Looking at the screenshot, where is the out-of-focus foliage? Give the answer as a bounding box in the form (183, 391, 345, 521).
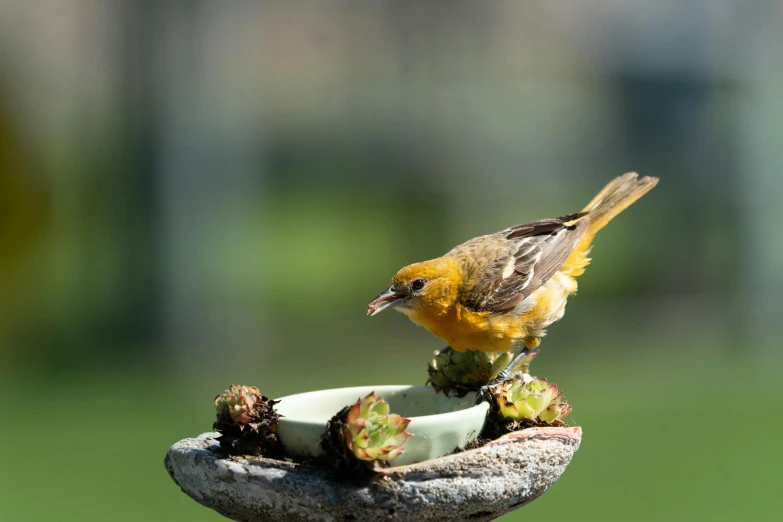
(0, 105, 49, 352)
(0, 1, 781, 521)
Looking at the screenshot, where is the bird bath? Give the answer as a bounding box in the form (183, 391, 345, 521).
(165, 384, 581, 522)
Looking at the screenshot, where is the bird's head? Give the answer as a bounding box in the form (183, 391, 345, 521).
(367, 257, 462, 317)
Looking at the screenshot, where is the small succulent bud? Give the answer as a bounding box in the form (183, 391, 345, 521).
(343, 392, 411, 462)
(213, 385, 283, 458)
(214, 385, 266, 423)
(493, 376, 571, 425)
(427, 347, 518, 396)
(322, 392, 411, 476)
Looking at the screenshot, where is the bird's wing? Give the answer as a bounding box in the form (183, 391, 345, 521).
(453, 213, 588, 312)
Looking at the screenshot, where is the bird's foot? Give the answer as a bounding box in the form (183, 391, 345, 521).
(475, 348, 533, 405)
(475, 369, 534, 405)
(475, 384, 493, 405)
(476, 368, 509, 404)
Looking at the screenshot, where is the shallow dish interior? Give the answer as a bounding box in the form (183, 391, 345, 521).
(275, 385, 478, 422)
(275, 385, 488, 466)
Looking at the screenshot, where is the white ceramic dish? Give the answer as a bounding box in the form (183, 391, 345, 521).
(275, 385, 489, 466)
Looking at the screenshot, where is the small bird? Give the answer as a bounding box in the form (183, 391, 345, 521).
(367, 173, 658, 364)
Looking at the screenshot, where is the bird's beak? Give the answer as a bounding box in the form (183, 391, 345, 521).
(367, 286, 406, 316)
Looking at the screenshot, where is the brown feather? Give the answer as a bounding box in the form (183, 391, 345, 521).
(451, 214, 588, 312)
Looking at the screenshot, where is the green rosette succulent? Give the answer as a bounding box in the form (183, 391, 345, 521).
(213, 385, 283, 457)
(427, 347, 540, 396)
(322, 392, 411, 476)
(427, 347, 515, 396)
(343, 392, 411, 462)
(493, 376, 571, 426)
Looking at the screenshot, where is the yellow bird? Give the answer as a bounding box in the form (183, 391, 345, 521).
(367, 173, 658, 365)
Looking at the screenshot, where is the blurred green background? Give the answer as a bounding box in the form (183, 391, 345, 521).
(1, 2, 782, 521)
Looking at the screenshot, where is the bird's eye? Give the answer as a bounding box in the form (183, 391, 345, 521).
(411, 278, 426, 292)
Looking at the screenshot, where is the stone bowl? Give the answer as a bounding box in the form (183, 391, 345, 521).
(165, 426, 582, 522)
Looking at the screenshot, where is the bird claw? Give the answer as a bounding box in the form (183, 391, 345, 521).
(475, 385, 493, 405)
(475, 368, 533, 405)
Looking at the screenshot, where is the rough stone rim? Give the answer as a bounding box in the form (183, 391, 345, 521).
(379, 425, 581, 474)
(165, 426, 582, 522)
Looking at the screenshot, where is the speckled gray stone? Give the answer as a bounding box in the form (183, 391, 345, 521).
(165, 426, 581, 522)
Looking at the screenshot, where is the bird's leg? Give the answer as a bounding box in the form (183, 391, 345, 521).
(494, 347, 531, 383)
(476, 347, 531, 404)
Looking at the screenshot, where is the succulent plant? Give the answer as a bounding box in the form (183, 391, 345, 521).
(343, 392, 411, 462)
(213, 385, 283, 457)
(427, 347, 517, 396)
(214, 385, 266, 423)
(491, 375, 571, 427)
(322, 392, 411, 476)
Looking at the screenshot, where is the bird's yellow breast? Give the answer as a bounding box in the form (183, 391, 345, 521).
(401, 269, 578, 352)
(403, 302, 526, 352)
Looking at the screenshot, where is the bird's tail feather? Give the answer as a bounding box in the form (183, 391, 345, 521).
(561, 172, 657, 278)
(582, 172, 658, 235)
